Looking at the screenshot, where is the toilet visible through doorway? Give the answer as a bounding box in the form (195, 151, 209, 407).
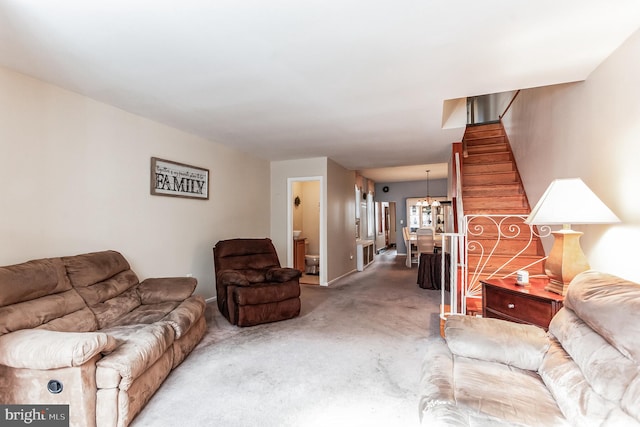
(304, 254, 320, 275)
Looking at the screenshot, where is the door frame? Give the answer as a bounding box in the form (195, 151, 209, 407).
(287, 176, 326, 286)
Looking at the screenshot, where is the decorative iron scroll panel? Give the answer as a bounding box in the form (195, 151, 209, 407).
(461, 214, 551, 313)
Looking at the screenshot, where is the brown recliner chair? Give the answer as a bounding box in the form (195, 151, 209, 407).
(213, 238, 302, 326)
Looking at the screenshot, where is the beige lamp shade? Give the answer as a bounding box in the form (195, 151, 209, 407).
(525, 178, 620, 226)
(524, 178, 620, 295)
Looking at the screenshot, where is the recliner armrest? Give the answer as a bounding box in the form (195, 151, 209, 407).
(138, 277, 198, 304)
(445, 315, 550, 371)
(217, 270, 250, 286)
(0, 329, 118, 369)
(266, 267, 301, 283)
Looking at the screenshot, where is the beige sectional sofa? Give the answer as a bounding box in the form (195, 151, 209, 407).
(0, 250, 207, 427)
(419, 271, 640, 426)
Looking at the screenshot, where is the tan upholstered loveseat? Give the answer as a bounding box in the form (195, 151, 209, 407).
(0, 250, 207, 427)
(419, 271, 640, 426)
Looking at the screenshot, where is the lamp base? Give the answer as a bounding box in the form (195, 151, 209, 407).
(543, 228, 590, 296)
(544, 279, 571, 296)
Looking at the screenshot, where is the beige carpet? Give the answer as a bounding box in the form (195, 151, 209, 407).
(133, 251, 441, 427)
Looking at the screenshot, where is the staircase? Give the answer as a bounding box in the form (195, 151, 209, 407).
(460, 122, 546, 315)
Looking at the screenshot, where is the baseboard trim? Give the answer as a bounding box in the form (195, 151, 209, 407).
(326, 268, 358, 286)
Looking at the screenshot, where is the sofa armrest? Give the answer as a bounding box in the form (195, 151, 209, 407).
(266, 267, 301, 283)
(420, 403, 470, 427)
(162, 295, 206, 339)
(138, 277, 197, 304)
(0, 329, 117, 369)
(419, 336, 455, 408)
(444, 315, 550, 371)
(419, 336, 470, 426)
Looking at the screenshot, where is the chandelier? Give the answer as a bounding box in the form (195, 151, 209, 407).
(416, 170, 440, 207)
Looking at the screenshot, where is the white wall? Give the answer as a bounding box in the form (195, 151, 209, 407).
(503, 28, 640, 282)
(0, 67, 271, 299)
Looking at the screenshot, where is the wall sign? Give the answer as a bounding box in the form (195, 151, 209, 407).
(150, 157, 209, 200)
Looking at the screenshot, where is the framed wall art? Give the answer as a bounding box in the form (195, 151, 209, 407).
(150, 157, 209, 200)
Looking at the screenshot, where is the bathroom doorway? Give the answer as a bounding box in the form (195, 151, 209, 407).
(288, 177, 325, 286)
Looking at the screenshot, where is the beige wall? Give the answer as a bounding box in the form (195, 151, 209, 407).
(374, 202, 388, 250)
(327, 158, 357, 281)
(503, 28, 640, 282)
(291, 180, 320, 254)
(292, 181, 303, 231)
(270, 157, 326, 273)
(0, 67, 271, 299)
(270, 157, 356, 285)
(301, 181, 321, 255)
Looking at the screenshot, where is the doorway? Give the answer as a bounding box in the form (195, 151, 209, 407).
(386, 202, 397, 248)
(374, 201, 397, 253)
(287, 177, 325, 286)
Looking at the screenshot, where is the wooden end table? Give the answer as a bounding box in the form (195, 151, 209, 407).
(481, 277, 564, 330)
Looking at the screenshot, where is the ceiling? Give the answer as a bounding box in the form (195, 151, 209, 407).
(1, 1, 639, 182)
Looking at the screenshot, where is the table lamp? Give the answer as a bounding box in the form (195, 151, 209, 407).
(524, 178, 620, 295)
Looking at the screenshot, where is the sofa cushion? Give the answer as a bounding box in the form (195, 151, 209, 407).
(137, 277, 197, 304)
(565, 271, 640, 363)
(73, 269, 140, 308)
(539, 338, 618, 426)
(451, 355, 566, 426)
(36, 307, 99, 333)
(0, 257, 71, 306)
(90, 286, 142, 330)
(100, 296, 205, 339)
(445, 315, 549, 371)
(63, 251, 143, 329)
(107, 301, 180, 328)
(63, 250, 131, 288)
(0, 290, 92, 334)
(549, 307, 636, 401)
(97, 323, 175, 390)
(0, 257, 94, 335)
